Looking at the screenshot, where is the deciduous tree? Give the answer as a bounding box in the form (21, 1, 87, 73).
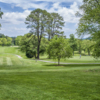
(69, 34, 77, 55)
(47, 36, 73, 65)
(25, 9, 49, 59)
(76, 0, 100, 58)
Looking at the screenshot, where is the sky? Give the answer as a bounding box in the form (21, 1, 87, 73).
(0, 0, 83, 38)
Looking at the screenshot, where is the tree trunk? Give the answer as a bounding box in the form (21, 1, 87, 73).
(35, 53, 36, 59)
(58, 58, 60, 65)
(37, 20, 40, 59)
(84, 49, 85, 53)
(79, 47, 81, 54)
(79, 43, 81, 54)
(73, 50, 74, 56)
(88, 49, 90, 56)
(37, 41, 40, 59)
(48, 34, 51, 59)
(48, 53, 51, 59)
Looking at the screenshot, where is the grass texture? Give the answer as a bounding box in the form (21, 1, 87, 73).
(0, 46, 100, 100)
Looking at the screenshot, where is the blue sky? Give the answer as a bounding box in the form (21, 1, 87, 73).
(0, 0, 82, 38)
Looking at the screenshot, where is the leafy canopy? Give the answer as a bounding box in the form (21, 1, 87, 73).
(76, 0, 100, 58)
(47, 36, 73, 65)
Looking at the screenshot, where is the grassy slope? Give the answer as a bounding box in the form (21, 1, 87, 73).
(0, 46, 100, 63)
(0, 46, 100, 100)
(0, 46, 26, 58)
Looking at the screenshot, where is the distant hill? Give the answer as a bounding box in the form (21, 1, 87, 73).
(82, 37, 92, 40)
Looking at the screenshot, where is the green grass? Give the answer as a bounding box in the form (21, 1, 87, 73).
(0, 46, 26, 58)
(0, 46, 100, 100)
(0, 67, 100, 100)
(0, 46, 100, 63)
(40, 51, 100, 63)
(41, 56, 100, 63)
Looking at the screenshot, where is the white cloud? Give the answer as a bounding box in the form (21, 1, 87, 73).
(0, 0, 82, 9)
(47, 2, 80, 23)
(16, 2, 48, 10)
(1, 1, 80, 24)
(1, 25, 30, 37)
(1, 10, 31, 25)
(0, 10, 31, 36)
(0, 0, 82, 37)
(0, 0, 82, 3)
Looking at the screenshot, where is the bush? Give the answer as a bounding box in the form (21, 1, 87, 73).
(26, 50, 36, 58)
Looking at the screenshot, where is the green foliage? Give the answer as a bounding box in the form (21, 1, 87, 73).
(0, 33, 5, 38)
(6, 37, 12, 46)
(20, 33, 48, 58)
(0, 37, 12, 46)
(25, 9, 49, 59)
(76, 39, 82, 54)
(0, 8, 3, 29)
(69, 34, 77, 55)
(20, 33, 37, 58)
(40, 38, 49, 55)
(92, 40, 100, 58)
(81, 40, 95, 55)
(2, 38, 7, 46)
(46, 13, 65, 40)
(47, 36, 73, 65)
(26, 50, 35, 58)
(25, 8, 65, 59)
(15, 36, 22, 45)
(0, 34, 12, 46)
(11, 37, 16, 45)
(76, 0, 100, 58)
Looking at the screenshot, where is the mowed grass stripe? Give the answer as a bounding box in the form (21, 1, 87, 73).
(0, 58, 3, 65)
(6, 57, 13, 65)
(11, 56, 23, 66)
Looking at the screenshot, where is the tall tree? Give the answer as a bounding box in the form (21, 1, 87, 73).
(20, 33, 48, 58)
(20, 33, 37, 58)
(0, 8, 3, 28)
(46, 13, 65, 40)
(69, 34, 77, 55)
(25, 9, 49, 59)
(46, 12, 65, 58)
(76, 0, 100, 58)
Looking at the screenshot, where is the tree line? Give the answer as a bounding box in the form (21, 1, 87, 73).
(15, 33, 96, 64)
(25, 8, 65, 59)
(1, 0, 100, 64)
(0, 33, 12, 46)
(76, 0, 100, 58)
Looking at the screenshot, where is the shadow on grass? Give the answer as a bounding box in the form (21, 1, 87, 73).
(43, 64, 100, 67)
(32, 58, 51, 60)
(40, 58, 50, 60)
